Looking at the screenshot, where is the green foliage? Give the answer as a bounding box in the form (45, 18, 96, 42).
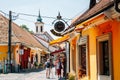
(20, 24, 34, 34)
(68, 73, 76, 80)
(39, 63, 43, 67)
(34, 62, 38, 67)
(20, 24, 29, 31)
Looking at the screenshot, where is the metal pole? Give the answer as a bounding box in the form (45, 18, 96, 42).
(8, 11, 12, 73)
(65, 41, 70, 79)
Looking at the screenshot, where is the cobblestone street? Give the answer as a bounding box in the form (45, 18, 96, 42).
(0, 68, 59, 80)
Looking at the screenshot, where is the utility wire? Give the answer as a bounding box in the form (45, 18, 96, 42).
(0, 10, 72, 25)
(18, 17, 35, 23)
(17, 17, 53, 26)
(13, 12, 72, 20)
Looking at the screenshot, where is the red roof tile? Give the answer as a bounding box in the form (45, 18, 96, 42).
(0, 14, 46, 49)
(67, 0, 114, 30)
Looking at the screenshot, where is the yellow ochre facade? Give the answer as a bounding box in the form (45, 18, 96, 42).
(70, 7, 120, 80)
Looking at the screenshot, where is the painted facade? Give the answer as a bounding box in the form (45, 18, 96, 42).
(49, 0, 120, 80)
(0, 13, 46, 72)
(65, 0, 120, 80)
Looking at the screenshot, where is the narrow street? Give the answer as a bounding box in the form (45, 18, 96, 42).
(0, 68, 59, 80)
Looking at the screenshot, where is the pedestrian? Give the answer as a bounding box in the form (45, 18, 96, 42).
(56, 59, 62, 78)
(50, 59, 54, 78)
(44, 59, 51, 79)
(54, 59, 58, 75)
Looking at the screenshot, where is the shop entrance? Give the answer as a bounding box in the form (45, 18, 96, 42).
(97, 33, 112, 80)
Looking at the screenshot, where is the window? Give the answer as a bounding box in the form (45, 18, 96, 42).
(79, 44, 86, 74)
(78, 36, 89, 76)
(99, 41, 109, 75)
(36, 26, 38, 32)
(97, 33, 112, 80)
(41, 26, 43, 32)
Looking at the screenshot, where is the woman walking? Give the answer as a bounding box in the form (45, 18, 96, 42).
(56, 59, 62, 78)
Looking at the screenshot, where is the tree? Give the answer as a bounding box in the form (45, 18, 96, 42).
(20, 24, 34, 34)
(20, 24, 29, 31)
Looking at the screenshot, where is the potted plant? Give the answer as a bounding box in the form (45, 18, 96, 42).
(68, 72, 76, 80)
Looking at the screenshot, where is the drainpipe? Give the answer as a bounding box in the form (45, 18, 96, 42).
(65, 41, 70, 79)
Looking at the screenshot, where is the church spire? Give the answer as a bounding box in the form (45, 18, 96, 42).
(37, 10, 42, 22)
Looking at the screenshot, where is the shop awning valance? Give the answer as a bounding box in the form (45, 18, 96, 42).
(50, 48, 65, 55)
(49, 34, 70, 45)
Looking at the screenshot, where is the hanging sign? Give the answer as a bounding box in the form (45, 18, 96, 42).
(50, 12, 69, 36)
(50, 29, 62, 36)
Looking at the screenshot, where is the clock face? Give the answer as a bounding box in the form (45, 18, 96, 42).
(54, 21, 65, 32)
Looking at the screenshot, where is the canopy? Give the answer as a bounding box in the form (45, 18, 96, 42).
(50, 48, 65, 55)
(49, 34, 70, 45)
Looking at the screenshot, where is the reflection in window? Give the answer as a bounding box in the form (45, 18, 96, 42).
(79, 44, 86, 75)
(100, 41, 110, 75)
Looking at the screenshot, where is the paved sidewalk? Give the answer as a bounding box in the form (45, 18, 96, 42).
(0, 68, 59, 80)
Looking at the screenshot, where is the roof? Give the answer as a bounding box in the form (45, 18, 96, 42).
(34, 31, 54, 42)
(37, 10, 43, 22)
(0, 14, 46, 49)
(65, 0, 114, 32)
(34, 35, 57, 52)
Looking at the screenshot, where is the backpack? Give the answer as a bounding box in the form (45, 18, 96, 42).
(46, 62, 50, 68)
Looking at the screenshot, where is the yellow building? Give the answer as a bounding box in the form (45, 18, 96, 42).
(0, 13, 46, 72)
(62, 0, 120, 80)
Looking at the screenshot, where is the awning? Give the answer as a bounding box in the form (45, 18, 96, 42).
(50, 48, 65, 55)
(49, 34, 70, 45)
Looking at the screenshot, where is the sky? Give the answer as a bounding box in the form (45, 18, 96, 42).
(0, 0, 90, 39)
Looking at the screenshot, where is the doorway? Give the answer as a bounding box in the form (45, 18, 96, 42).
(97, 33, 112, 80)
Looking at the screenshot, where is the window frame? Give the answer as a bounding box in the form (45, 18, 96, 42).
(78, 35, 89, 76)
(96, 33, 113, 80)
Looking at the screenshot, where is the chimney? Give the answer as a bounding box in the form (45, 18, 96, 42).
(89, 0, 96, 9)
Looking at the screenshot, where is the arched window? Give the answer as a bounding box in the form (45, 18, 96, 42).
(41, 26, 43, 32)
(36, 26, 38, 32)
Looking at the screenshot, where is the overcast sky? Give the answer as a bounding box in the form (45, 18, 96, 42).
(0, 0, 90, 39)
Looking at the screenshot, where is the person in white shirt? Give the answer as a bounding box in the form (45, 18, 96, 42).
(45, 59, 51, 79)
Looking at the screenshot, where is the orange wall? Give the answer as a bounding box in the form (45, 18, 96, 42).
(111, 20, 120, 80)
(0, 46, 8, 61)
(0, 45, 19, 64)
(80, 19, 120, 80)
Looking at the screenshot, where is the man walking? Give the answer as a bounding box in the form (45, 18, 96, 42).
(45, 59, 51, 79)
